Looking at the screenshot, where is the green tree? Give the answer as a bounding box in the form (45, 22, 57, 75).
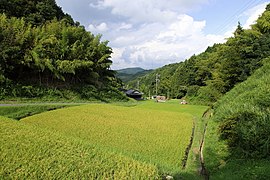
(0, 0, 74, 26)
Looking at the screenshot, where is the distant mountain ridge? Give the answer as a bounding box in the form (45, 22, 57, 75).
(117, 67, 145, 75)
(116, 67, 153, 83)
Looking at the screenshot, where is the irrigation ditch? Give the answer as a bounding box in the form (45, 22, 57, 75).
(181, 108, 212, 180)
(199, 108, 213, 180)
(182, 122, 195, 169)
(199, 122, 209, 180)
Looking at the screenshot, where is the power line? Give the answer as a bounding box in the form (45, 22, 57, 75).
(180, 1, 268, 60)
(214, 0, 266, 35)
(214, 0, 261, 34)
(214, 0, 258, 34)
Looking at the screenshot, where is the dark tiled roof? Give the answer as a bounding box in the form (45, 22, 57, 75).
(125, 89, 142, 95)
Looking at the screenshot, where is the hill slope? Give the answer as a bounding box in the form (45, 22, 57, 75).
(116, 67, 153, 83)
(204, 59, 270, 179)
(212, 58, 270, 157)
(127, 63, 181, 97)
(116, 67, 145, 74)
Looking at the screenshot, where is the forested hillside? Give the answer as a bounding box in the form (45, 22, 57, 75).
(128, 63, 181, 97)
(0, 0, 74, 26)
(116, 67, 153, 83)
(0, 0, 127, 101)
(128, 4, 270, 105)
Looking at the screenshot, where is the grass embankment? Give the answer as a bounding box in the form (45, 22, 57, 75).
(0, 104, 76, 120)
(204, 60, 270, 179)
(205, 120, 270, 180)
(0, 100, 207, 178)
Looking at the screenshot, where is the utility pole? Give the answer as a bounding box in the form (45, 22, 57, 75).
(137, 80, 140, 90)
(155, 73, 160, 96)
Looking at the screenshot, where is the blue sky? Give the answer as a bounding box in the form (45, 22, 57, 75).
(55, 0, 270, 70)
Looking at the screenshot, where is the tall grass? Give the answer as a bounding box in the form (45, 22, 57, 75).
(204, 59, 270, 179)
(213, 59, 270, 158)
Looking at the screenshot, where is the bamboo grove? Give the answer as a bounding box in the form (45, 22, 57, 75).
(0, 0, 124, 100)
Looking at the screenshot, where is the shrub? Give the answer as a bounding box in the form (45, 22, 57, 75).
(186, 85, 200, 97)
(0, 82, 129, 102)
(213, 59, 270, 158)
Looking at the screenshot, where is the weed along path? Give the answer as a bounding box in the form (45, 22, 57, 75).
(0, 100, 208, 179)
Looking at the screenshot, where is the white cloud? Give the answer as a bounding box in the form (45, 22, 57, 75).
(53, 0, 270, 71)
(243, 2, 269, 29)
(113, 36, 136, 46)
(85, 0, 222, 69)
(111, 47, 124, 61)
(88, 22, 109, 33)
(110, 14, 225, 70)
(117, 23, 133, 30)
(157, 15, 206, 40)
(89, 1, 106, 9)
(86, 1, 270, 70)
(93, 0, 209, 23)
(221, 2, 269, 39)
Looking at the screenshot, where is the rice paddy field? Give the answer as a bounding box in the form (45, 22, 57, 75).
(0, 100, 207, 179)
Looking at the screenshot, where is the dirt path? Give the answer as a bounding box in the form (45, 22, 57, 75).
(199, 123, 209, 180)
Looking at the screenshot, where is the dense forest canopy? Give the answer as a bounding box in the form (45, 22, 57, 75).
(0, 0, 127, 101)
(0, 0, 74, 25)
(127, 4, 270, 105)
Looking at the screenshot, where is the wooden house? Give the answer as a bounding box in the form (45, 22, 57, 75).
(125, 89, 143, 100)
